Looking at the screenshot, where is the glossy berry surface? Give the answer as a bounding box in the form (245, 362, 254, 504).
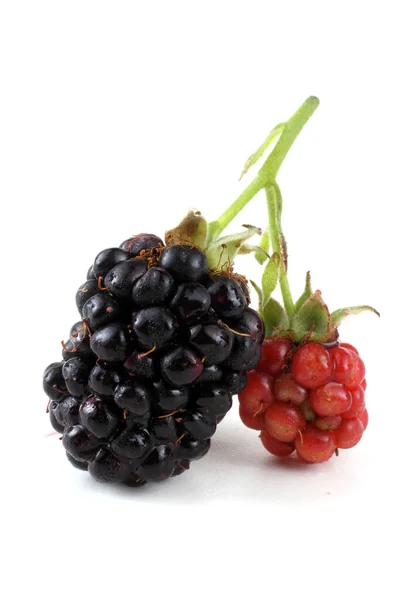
(335, 417, 364, 449)
(120, 233, 163, 255)
(260, 429, 295, 457)
(264, 403, 306, 443)
(291, 343, 333, 388)
(228, 307, 265, 343)
(90, 323, 133, 362)
(223, 371, 248, 394)
(158, 245, 208, 283)
(170, 283, 211, 320)
(43, 363, 67, 401)
(160, 346, 204, 386)
(93, 248, 131, 279)
(309, 382, 352, 416)
(132, 307, 178, 350)
(79, 396, 119, 439)
(76, 280, 100, 315)
(257, 337, 292, 376)
(239, 338, 368, 463)
(104, 259, 147, 300)
(62, 357, 94, 398)
(44, 236, 263, 486)
(238, 370, 274, 417)
(207, 276, 247, 319)
(132, 267, 174, 307)
(189, 320, 233, 365)
(82, 293, 121, 331)
(295, 425, 336, 463)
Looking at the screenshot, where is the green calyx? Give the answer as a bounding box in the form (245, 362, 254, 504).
(165, 212, 263, 272)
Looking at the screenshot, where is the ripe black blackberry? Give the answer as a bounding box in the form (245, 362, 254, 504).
(44, 182, 270, 485)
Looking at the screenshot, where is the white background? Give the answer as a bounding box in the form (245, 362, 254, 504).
(0, 2, 397, 599)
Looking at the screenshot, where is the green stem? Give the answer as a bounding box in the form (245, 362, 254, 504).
(208, 96, 319, 242)
(207, 175, 265, 242)
(266, 184, 295, 317)
(259, 96, 319, 181)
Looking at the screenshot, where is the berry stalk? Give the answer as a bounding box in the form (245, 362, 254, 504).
(265, 182, 295, 318)
(207, 96, 320, 243)
(167, 97, 320, 272)
(247, 99, 379, 342)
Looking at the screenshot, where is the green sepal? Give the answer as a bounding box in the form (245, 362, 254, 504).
(238, 244, 269, 260)
(165, 210, 208, 247)
(250, 280, 263, 306)
(239, 123, 284, 180)
(261, 297, 290, 337)
(205, 225, 261, 270)
(294, 271, 312, 313)
(331, 305, 380, 328)
(261, 253, 280, 310)
(255, 229, 270, 264)
(290, 291, 334, 343)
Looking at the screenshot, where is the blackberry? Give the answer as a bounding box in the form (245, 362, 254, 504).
(66, 452, 88, 471)
(86, 265, 95, 280)
(110, 426, 151, 460)
(43, 363, 67, 401)
(54, 396, 81, 428)
(93, 248, 131, 279)
(62, 356, 94, 398)
(189, 320, 233, 366)
(82, 293, 121, 331)
(76, 280, 100, 315)
(222, 333, 262, 371)
(132, 307, 178, 350)
(124, 350, 157, 380)
(62, 425, 101, 462)
(151, 415, 178, 442)
(132, 267, 175, 307)
(159, 245, 208, 283)
(170, 283, 211, 319)
(62, 321, 93, 360)
(153, 380, 189, 412)
(89, 448, 131, 483)
(223, 370, 248, 394)
(207, 276, 247, 319)
(176, 436, 211, 461)
(160, 346, 204, 386)
(49, 401, 64, 433)
(196, 364, 223, 384)
(194, 384, 233, 419)
(120, 234, 164, 255)
(228, 307, 265, 343)
(114, 381, 152, 415)
(136, 445, 175, 482)
(44, 219, 264, 487)
(104, 259, 147, 300)
(182, 411, 217, 440)
(90, 323, 133, 362)
(89, 363, 123, 399)
(79, 396, 119, 439)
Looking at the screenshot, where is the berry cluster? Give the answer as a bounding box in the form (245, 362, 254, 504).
(44, 234, 264, 485)
(239, 338, 368, 463)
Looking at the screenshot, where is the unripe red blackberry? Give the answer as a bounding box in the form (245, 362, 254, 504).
(235, 97, 378, 464)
